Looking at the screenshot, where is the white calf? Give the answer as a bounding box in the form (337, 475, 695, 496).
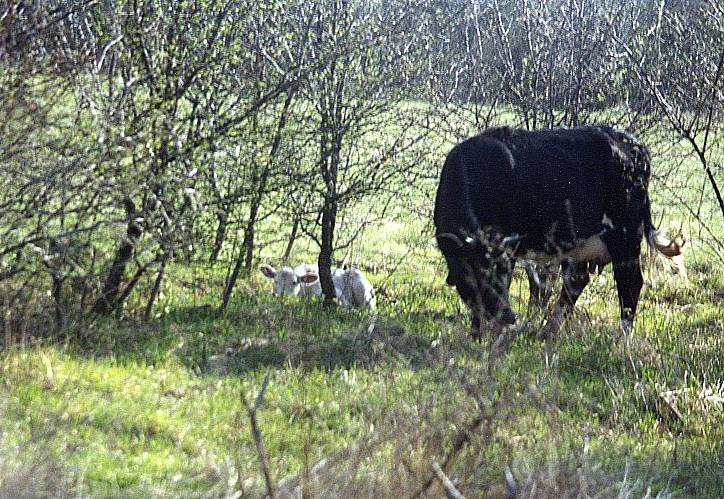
(332, 267, 376, 311)
(260, 264, 375, 310)
(259, 264, 321, 296)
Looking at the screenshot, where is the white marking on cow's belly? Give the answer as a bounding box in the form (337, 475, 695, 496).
(523, 235, 611, 264)
(566, 235, 611, 263)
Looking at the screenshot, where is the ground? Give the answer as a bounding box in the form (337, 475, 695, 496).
(1, 217, 723, 496)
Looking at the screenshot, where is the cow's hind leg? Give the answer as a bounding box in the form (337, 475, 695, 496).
(539, 260, 589, 340)
(612, 258, 643, 332)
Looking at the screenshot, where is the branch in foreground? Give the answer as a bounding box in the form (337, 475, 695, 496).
(412, 412, 485, 498)
(432, 461, 467, 499)
(241, 373, 277, 499)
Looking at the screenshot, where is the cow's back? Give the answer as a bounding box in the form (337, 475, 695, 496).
(435, 126, 633, 255)
(499, 127, 617, 246)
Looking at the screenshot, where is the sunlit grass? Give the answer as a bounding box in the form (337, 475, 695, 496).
(1, 253, 722, 495)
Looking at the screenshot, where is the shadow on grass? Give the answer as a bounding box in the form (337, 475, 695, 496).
(668, 437, 724, 496)
(158, 290, 476, 375)
(53, 290, 465, 375)
(200, 317, 432, 375)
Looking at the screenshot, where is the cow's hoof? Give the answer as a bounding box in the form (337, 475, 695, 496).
(538, 318, 561, 341)
(471, 326, 484, 342)
(490, 333, 508, 353)
(490, 331, 514, 354)
(620, 318, 633, 333)
(490, 321, 528, 354)
(498, 307, 517, 325)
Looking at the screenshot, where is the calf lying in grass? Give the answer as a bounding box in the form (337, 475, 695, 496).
(259, 264, 321, 296)
(332, 267, 377, 310)
(260, 264, 376, 310)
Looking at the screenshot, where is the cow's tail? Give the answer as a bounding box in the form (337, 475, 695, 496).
(643, 196, 686, 277)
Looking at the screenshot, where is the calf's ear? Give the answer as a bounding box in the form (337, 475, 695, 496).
(299, 273, 319, 284)
(260, 265, 277, 278)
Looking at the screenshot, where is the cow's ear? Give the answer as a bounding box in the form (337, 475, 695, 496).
(260, 265, 277, 278)
(299, 273, 319, 284)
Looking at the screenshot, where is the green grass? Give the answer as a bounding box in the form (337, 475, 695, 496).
(1, 252, 722, 496)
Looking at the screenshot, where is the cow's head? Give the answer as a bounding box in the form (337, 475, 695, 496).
(260, 264, 319, 296)
(437, 231, 518, 325)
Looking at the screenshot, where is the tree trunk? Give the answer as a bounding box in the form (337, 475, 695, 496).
(242, 231, 255, 275)
(220, 204, 258, 312)
(318, 196, 337, 306)
(144, 253, 168, 321)
(242, 207, 258, 274)
(282, 215, 299, 261)
(219, 89, 296, 311)
(92, 197, 142, 315)
(116, 260, 152, 311)
(220, 247, 244, 313)
(318, 127, 340, 305)
(209, 208, 228, 264)
(51, 273, 65, 331)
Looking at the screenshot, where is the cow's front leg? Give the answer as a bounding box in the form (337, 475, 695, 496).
(612, 257, 643, 332)
(470, 313, 483, 341)
(468, 297, 514, 343)
(539, 260, 589, 340)
(524, 262, 559, 311)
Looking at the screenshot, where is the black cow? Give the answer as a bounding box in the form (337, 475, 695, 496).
(434, 126, 683, 341)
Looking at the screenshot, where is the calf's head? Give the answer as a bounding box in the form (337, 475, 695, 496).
(260, 264, 319, 296)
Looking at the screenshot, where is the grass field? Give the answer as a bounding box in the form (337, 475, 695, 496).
(1, 134, 723, 497)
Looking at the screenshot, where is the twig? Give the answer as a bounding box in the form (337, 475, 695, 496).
(432, 462, 467, 499)
(241, 373, 277, 499)
(413, 412, 486, 498)
(277, 443, 360, 496)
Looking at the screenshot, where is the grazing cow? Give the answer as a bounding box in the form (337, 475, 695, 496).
(260, 264, 376, 310)
(433, 126, 684, 341)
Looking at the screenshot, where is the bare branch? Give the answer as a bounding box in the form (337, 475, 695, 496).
(431, 462, 467, 499)
(241, 373, 277, 499)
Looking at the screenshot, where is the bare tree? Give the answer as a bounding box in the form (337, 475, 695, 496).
(1, 0, 111, 332)
(78, 0, 303, 316)
(610, 0, 723, 220)
(485, 0, 639, 130)
(3, 0, 722, 334)
(293, 0, 435, 304)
